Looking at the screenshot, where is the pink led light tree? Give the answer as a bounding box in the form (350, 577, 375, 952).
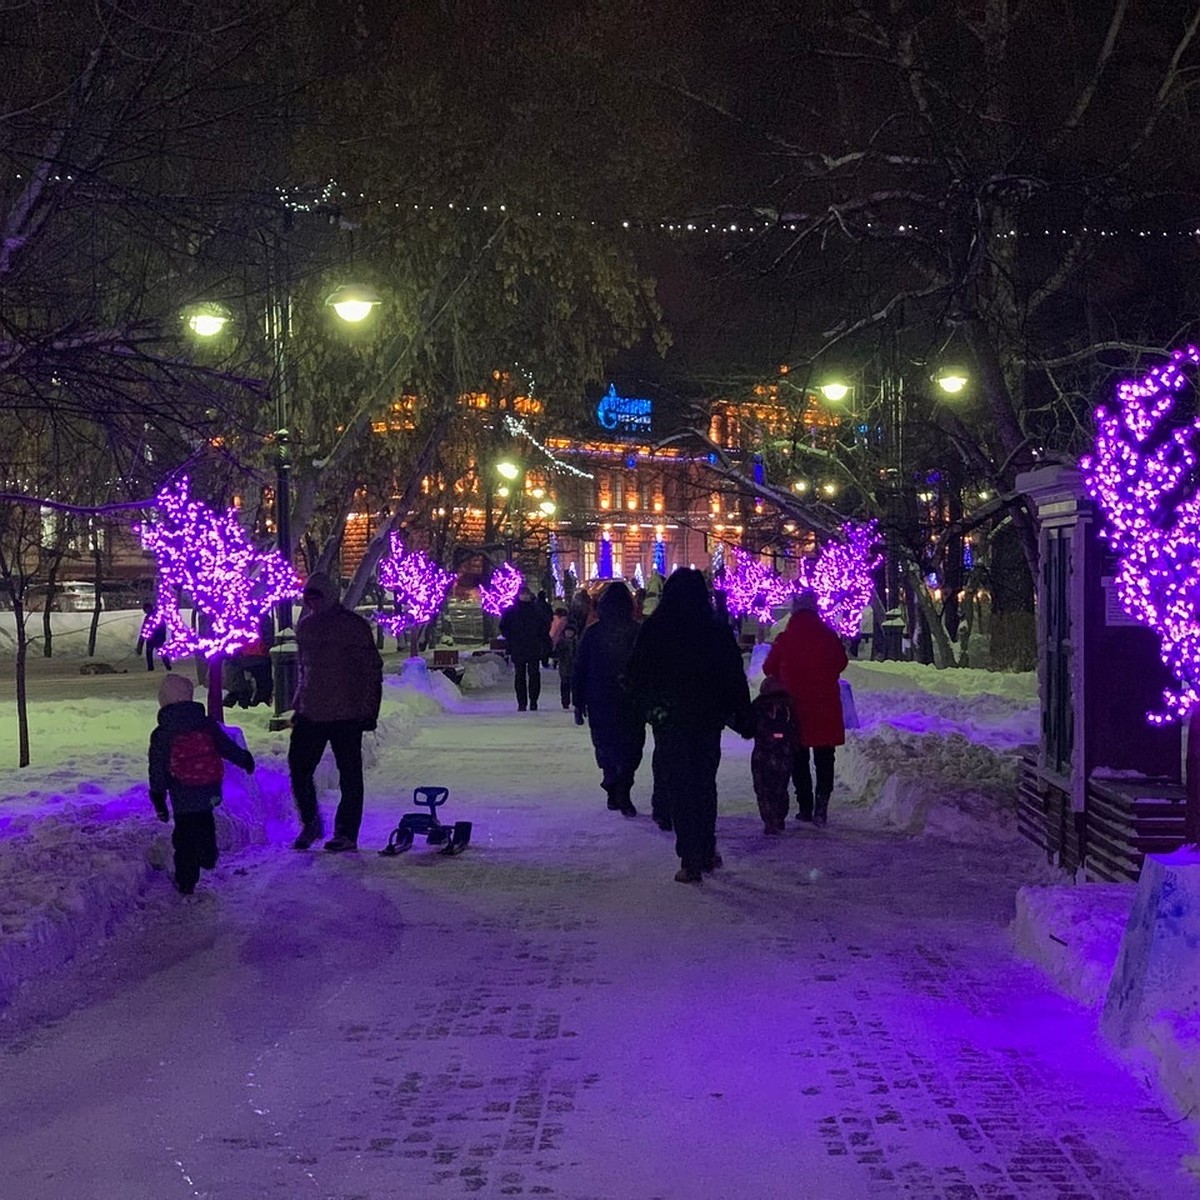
(720, 548, 791, 624)
(479, 562, 523, 618)
(137, 477, 302, 718)
(1081, 344, 1200, 725)
(795, 521, 882, 639)
(373, 533, 456, 654)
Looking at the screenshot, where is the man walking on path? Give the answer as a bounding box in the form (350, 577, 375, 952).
(763, 589, 848, 826)
(288, 572, 383, 852)
(500, 585, 551, 711)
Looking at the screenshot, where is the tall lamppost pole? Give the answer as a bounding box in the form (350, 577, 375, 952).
(186, 267, 380, 729)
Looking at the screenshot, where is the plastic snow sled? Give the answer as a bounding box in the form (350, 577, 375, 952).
(379, 786, 472, 857)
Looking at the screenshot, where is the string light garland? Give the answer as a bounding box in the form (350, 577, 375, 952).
(502, 415, 594, 479)
(136, 477, 302, 661)
(1081, 345, 1200, 723)
(479, 561, 524, 617)
(276, 181, 1200, 241)
(373, 533, 456, 638)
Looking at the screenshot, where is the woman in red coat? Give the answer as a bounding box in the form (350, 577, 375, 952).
(762, 590, 848, 826)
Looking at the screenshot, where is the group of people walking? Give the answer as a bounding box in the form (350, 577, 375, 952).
(514, 568, 849, 884)
(148, 565, 848, 895)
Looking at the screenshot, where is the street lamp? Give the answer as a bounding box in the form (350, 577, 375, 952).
(934, 368, 969, 396)
(186, 282, 380, 728)
(496, 460, 521, 481)
(818, 380, 851, 403)
(324, 284, 382, 324)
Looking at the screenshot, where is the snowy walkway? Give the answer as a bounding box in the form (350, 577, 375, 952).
(1, 685, 1197, 1199)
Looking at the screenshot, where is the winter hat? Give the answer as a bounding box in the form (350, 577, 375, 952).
(158, 673, 195, 707)
(792, 589, 820, 613)
(760, 675, 789, 696)
(597, 581, 634, 620)
(302, 571, 340, 604)
(517, 586, 535, 602)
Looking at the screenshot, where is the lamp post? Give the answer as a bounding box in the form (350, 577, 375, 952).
(186, 273, 379, 729)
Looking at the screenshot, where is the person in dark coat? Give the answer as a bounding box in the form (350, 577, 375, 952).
(136, 602, 171, 672)
(499, 586, 551, 711)
(149, 673, 255, 895)
(536, 590, 555, 666)
(763, 589, 848, 826)
(289, 572, 383, 852)
(573, 582, 644, 817)
(750, 676, 801, 835)
(554, 621, 580, 709)
(626, 568, 752, 883)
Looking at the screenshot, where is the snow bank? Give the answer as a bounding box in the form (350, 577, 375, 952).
(0, 682, 441, 1009)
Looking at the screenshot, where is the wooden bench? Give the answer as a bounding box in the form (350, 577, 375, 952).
(432, 649, 460, 667)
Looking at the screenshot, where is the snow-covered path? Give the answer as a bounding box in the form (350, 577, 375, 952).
(1, 686, 1197, 1199)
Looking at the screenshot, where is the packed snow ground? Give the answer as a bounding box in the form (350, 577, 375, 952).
(2, 631, 1198, 1198)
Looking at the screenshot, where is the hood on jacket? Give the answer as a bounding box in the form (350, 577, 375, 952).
(302, 571, 340, 605)
(759, 675, 789, 697)
(156, 699, 209, 731)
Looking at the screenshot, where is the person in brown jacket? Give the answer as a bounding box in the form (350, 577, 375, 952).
(762, 589, 848, 827)
(288, 572, 383, 852)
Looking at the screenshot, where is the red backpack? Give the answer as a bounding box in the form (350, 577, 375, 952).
(169, 729, 224, 787)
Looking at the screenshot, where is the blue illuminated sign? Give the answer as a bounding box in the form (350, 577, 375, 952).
(596, 383, 651, 433)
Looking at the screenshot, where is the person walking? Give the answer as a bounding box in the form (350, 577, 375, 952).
(554, 618, 580, 710)
(136, 602, 171, 672)
(288, 572, 383, 852)
(536, 590, 555, 666)
(499, 585, 551, 711)
(749, 676, 801, 835)
(573, 582, 644, 817)
(627, 568, 752, 883)
(148, 673, 255, 895)
(763, 589, 848, 827)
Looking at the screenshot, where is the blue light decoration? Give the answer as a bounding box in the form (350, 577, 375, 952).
(549, 531, 563, 595)
(654, 539, 667, 576)
(752, 455, 765, 485)
(963, 541, 974, 570)
(597, 536, 614, 579)
(596, 383, 652, 433)
(633, 563, 645, 588)
(711, 541, 725, 576)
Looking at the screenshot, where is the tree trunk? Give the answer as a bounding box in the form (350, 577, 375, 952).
(15, 597, 30, 767)
(206, 653, 225, 723)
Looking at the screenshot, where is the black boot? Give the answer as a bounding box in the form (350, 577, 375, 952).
(813, 790, 830, 827)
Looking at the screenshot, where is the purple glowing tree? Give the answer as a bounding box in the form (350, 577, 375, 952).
(1081, 345, 1200, 723)
(479, 561, 523, 618)
(137, 476, 302, 715)
(374, 533, 456, 650)
(720, 548, 791, 624)
(795, 520, 882, 639)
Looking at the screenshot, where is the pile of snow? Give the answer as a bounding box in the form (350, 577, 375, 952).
(0, 672, 460, 1009)
(460, 653, 506, 690)
(1011, 882, 1135, 1008)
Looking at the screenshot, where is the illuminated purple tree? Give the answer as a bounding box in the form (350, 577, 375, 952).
(374, 533, 456, 642)
(1081, 345, 1200, 723)
(137, 477, 301, 662)
(795, 520, 882, 639)
(721, 548, 791, 623)
(480, 561, 523, 618)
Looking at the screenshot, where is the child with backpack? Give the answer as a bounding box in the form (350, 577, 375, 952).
(751, 676, 801, 835)
(148, 673, 255, 895)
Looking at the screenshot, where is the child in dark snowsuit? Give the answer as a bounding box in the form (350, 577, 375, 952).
(555, 622, 580, 709)
(148, 673, 255, 895)
(751, 676, 801, 835)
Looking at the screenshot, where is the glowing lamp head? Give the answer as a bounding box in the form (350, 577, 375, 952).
(184, 303, 231, 338)
(496, 461, 521, 481)
(325, 284, 381, 323)
(819, 382, 850, 403)
(935, 371, 969, 396)
(538, 500, 557, 516)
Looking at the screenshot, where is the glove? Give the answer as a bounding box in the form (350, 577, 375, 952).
(574, 709, 585, 726)
(361, 717, 378, 733)
(152, 796, 170, 823)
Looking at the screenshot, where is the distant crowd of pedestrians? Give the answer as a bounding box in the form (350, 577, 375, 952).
(501, 568, 849, 884)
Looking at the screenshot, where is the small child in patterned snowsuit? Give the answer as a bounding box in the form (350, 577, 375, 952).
(751, 676, 801, 835)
